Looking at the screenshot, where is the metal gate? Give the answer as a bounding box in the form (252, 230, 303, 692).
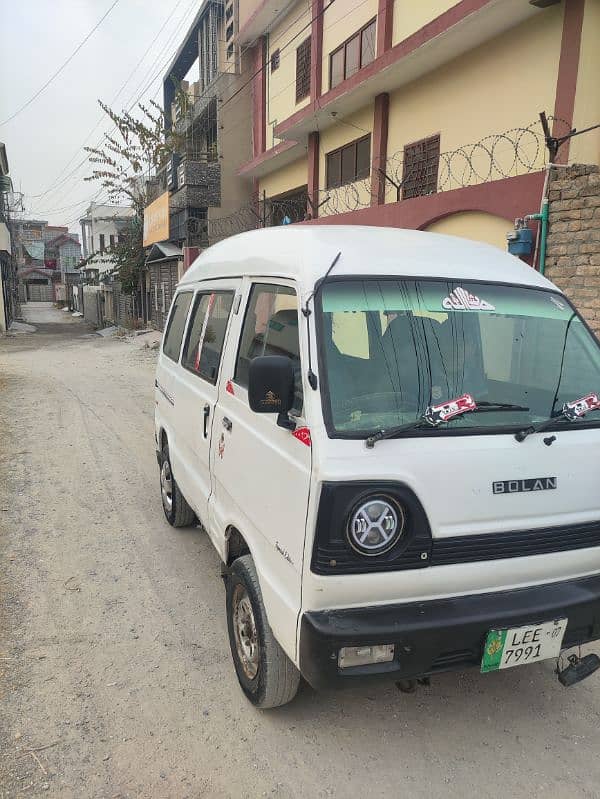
(26, 283, 54, 302)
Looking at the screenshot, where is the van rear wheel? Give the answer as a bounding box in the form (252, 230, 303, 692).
(159, 443, 196, 528)
(226, 555, 300, 708)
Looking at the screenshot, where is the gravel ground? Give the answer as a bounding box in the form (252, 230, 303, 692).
(1, 306, 600, 799)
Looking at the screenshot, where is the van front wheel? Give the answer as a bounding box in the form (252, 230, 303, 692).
(226, 555, 300, 708)
(159, 444, 196, 528)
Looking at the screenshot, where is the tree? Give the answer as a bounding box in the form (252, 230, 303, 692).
(83, 100, 181, 291)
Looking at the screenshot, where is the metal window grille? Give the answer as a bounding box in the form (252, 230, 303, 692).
(295, 38, 311, 102)
(271, 49, 280, 72)
(402, 135, 441, 199)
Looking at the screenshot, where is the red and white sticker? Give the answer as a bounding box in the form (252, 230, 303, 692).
(564, 393, 600, 419)
(425, 393, 477, 426)
(292, 426, 312, 447)
(442, 287, 495, 312)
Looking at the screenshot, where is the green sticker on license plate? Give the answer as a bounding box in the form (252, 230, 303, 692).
(481, 618, 568, 673)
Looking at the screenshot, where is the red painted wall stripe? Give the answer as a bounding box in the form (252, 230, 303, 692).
(302, 172, 545, 233)
(311, 0, 324, 99)
(307, 132, 320, 219)
(252, 38, 267, 157)
(371, 92, 390, 206)
(377, 0, 393, 56)
(552, 0, 585, 163)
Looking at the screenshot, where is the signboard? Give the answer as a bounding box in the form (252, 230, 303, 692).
(143, 191, 170, 247)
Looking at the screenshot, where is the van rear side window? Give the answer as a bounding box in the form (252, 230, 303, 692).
(163, 292, 193, 362)
(182, 291, 234, 384)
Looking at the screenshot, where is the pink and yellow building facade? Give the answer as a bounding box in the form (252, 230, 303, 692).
(234, 0, 600, 249)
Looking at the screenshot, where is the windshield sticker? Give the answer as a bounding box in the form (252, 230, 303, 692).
(425, 393, 477, 426)
(563, 393, 600, 420)
(550, 296, 567, 311)
(442, 287, 496, 312)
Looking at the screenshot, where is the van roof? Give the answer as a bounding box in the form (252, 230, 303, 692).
(180, 226, 557, 294)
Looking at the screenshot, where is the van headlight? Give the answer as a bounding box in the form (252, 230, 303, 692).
(347, 495, 405, 556)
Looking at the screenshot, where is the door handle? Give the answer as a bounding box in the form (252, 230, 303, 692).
(203, 403, 210, 438)
(222, 416, 233, 432)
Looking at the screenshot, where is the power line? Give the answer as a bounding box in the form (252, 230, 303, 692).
(0, 0, 121, 127)
(27, 0, 188, 203)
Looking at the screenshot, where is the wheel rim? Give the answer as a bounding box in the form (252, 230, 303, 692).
(232, 584, 260, 680)
(160, 459, 173, 512)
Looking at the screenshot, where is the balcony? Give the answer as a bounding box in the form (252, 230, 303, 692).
(274, 0, 540, 143)
(169, 158, 221, 211)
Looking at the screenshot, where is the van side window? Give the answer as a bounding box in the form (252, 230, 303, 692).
(235, 283, 303, 413)
(182, 291, 234, 384)
(163, 292, 193, 362)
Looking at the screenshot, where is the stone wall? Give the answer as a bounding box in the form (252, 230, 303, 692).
(545, 164, 600, 334)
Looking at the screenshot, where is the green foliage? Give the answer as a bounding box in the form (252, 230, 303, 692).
(84, 99, 182, 291)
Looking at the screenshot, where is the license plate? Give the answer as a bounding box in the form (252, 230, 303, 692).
(481, 618, 568, 673)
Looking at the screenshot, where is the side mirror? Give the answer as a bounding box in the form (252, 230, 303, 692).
(248, 355, 294, 416)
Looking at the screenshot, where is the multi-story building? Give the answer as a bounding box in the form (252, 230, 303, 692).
(79, 202, 135, 279)
(235, 0, 599, 249)
(159, 0, 254, 250)
(45, 232, 82, 276)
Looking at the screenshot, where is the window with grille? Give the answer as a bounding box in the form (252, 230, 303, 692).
(271, 48, 280, 72)
(295, 37, 311, 102)
(329, 19, 376, 89)
(326, 135, 371, 189)
(402, 135, 440, 199)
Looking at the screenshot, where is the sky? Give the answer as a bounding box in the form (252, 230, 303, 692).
(0, 0, 202, 233)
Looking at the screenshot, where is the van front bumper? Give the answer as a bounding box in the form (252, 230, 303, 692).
(299, 574, 600, 689)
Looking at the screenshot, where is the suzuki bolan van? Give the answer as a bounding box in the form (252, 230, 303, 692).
(155, 226, 600, 708)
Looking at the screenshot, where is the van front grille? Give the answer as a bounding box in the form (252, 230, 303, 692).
(431, 520, 600, 566)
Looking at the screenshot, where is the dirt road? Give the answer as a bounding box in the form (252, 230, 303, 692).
(1, 306, 600, 799)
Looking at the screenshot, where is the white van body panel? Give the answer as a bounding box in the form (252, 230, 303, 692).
(208, 278, 311, 659)
(156, 226, 600, 675)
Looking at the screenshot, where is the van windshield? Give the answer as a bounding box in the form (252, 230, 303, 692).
(319, 279, 600, 437)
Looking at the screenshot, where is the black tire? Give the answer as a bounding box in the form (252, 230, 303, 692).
(159, 443, 196, 528)
(226, 555, 300, 709)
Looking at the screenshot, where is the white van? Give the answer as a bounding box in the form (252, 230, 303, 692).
(154, 225, 600, 707)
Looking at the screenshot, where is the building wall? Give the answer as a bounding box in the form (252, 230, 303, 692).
(321, 0, 378, 95)
(58, 240, 81, 273)
(391, 0, 456, 46)
(425, 211, 511, 251)
(266, 1, 312, 150)
(545, 164, 600, 335)
(318, 105, 374, 217)
(84, 204, 133, 276)
(259, 155, 308, 199)
(386, 6, 563, 203)
(209, 48, 254, 226)
(571, 0, 600, 165)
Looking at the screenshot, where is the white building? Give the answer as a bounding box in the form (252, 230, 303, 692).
(79, 202, 135, 278)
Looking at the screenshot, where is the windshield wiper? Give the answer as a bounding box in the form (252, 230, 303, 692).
(366, 396, 530, 448)
(366, 417, 434, 448)
(515, 392, 600, 442)
(475, 401, 530, 412)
